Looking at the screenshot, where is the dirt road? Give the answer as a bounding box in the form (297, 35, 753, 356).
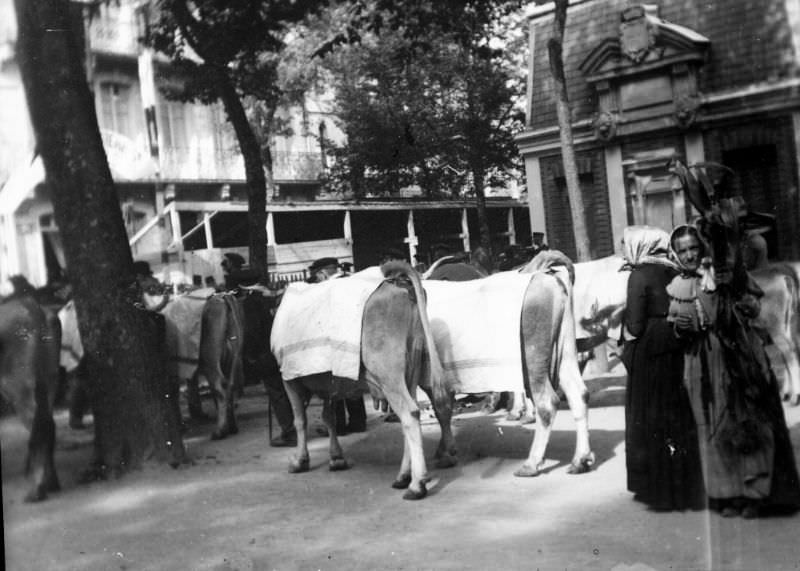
(3, 382, 800, 571)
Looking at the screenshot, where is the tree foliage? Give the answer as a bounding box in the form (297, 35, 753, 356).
(146, 0, 328, 278)
(310, 0, 526, 254)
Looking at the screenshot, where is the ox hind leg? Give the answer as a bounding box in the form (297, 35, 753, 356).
(557, 357, 594, 474)
(364, 368, 429, 500)
(321, 395, 348, 471)
(383, 379, 429, 499)
(283, 378, 312, 473)
(419, 386, 457, 469)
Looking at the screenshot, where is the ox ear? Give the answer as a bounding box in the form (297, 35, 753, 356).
(670, 158, 711, 215)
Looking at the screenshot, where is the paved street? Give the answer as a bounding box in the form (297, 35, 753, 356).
(2, 378, 800, 571)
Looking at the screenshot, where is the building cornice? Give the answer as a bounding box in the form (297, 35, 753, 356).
(517, 78, 800, 156)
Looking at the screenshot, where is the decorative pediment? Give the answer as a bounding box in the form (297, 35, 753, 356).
(579, 6, 710, 83)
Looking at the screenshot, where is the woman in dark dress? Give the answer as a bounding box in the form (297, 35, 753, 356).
(621, 226, 706, 511)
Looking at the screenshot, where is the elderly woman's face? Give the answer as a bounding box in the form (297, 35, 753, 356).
(673, 234, 702, 271)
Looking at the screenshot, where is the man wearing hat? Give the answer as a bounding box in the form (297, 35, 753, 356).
(305, 256, 367, 434)
(307, 256, 341, 283)
(221, 252, 248, 290)
(133, 260, 169, 311)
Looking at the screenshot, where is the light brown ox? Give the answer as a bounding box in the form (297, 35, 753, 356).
(271, 262, 450, 500)
(750, 263, 800, 405)
(423, 251, 596, 478)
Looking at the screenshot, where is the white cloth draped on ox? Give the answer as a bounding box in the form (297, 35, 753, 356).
(270, 267, 384, 381)
(423, 271, 536, 394)
(160, 287, 216, 379)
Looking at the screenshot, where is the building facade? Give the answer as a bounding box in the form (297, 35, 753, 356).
(517, 0, 800, 261)
(0, 0, 530, 287)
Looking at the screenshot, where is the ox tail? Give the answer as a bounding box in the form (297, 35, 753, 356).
(521, 249, 575, 285)
(540, 255, 582, 393)
(382, 261, 447, 408)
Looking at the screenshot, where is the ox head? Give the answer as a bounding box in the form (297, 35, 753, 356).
(669, 158, 773, 291)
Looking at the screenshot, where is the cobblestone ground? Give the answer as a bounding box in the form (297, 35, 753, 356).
(2, 377, 800, 571)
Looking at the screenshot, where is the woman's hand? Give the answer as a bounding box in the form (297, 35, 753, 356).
(674, 313, 695, 332)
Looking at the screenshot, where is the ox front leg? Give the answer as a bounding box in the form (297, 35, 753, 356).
(24, 408, 60, 502)
(321, 398, 348, 471)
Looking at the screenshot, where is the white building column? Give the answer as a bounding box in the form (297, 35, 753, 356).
(405, 210, 419, 265)
(524, 155, 546, 245)
(507, 208, 517, 245)
(266, 212, 276, 246)
(343, 210, 352, 245)
(460, 208, 470, 252)
(604, 145, 627, 255)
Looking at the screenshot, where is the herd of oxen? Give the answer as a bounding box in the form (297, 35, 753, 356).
(2, 225, 800, 502)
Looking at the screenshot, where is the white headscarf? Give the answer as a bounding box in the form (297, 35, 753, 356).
(669, 224, 716, 292)
(621, 225, 678, 270)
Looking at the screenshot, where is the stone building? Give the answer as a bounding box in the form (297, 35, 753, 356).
(517, 0, 800, 260)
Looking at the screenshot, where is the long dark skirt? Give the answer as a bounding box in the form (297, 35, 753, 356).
(624, 338, 706, 511)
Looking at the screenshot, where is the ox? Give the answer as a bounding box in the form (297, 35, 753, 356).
(572, 245, 800, 405)
(192, 292, 245, 440)
(750, 264, 800, 405)
(0, 277, 61, 501)
(422, 251, 595, 477)
(271, 262, 449, 500)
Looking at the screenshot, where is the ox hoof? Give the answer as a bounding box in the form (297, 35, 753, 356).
(288, 457, 310, 474)
(519, 414, 536, 425)
(514, 463, 542, 478)
(329, 458, 350, 471)
(210, 430, 227, 441)
(24, 487, 47, 503)
(391, 474, 412, 489)
(567, 452, 596, 475)
(402, 482, 428, 500)
(434, 454, 458, 469)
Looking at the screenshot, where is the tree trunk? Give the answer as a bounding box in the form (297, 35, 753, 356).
(471, 166, 493, 257)
(215, 69, 269, 282)
(14, 0, 185, 477)
(548, 0, 591, 262)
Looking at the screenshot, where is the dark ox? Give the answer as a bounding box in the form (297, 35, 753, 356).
(192, 292, 245, 440)
(192, 286, 277, 439)
(0, 276, 61, 501)
(425, 251, 595, 478)
(271, 262, 449, 500)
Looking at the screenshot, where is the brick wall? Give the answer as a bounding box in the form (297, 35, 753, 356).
(703, 117, 800, 259)
(541, 150, 613, 259)
(529, 0, 799, 130)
